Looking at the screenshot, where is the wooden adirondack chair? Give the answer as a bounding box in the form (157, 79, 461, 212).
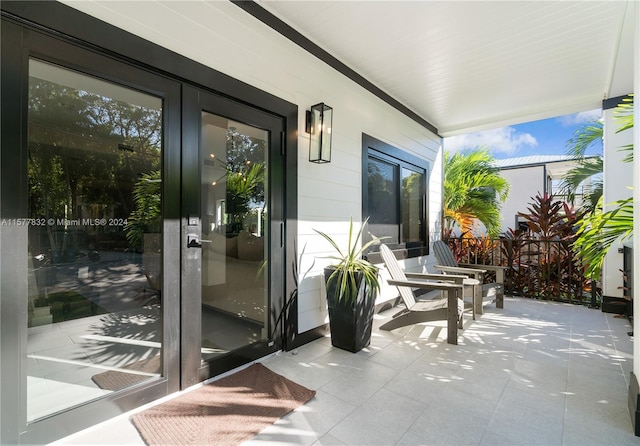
(432, 240, 506, 315)
(379, 244, 466, 345)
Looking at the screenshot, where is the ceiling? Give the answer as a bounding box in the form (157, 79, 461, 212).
(257, 1, 636, 136)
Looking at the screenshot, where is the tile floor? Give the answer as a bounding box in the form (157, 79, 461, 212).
(53, 297, 637, 446)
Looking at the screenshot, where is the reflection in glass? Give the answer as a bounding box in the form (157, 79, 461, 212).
(367, 157, 399, 243)
(402, 168, 423, 244)
(27, 59, 162, 420)
(200, 113, 269, 362)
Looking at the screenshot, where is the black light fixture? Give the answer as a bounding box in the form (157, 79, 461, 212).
(305, 103, 332, 163)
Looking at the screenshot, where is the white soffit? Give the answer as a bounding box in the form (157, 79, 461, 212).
(258, 0, 635, 136)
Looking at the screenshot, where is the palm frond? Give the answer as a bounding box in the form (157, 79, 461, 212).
(564, 120, 603, 158)
(443, 147, 509, 237)
(559, 157, 603, 207)
(574, 197, 633, 277)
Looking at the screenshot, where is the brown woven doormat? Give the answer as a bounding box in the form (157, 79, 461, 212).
(92, 356, 161, 391)
(131, 363, 316, 446)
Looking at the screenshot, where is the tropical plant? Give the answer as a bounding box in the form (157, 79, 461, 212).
(517, 193, 583, 240)
(442, 230, 502, 283)
(443, 148, 509, 238)
(314, 217, 384, 303)
(615, 96, 635, 158)
(124, 170, 161, 249)
(225, 162, 265, 213)
(516, 193, 586, 300)
(561, 99, 634, 218)
(559, 118, 603, 216)
(574, 196, 633, 277)
(572, 95, 634, 277)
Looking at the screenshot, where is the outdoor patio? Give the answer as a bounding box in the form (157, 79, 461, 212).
(54, 297, 636, 446)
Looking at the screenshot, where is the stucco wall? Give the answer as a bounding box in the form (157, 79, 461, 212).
(499, 166, 546, 234)
(60, 1, 443, 333)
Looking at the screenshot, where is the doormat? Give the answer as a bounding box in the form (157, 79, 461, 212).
(92, 340, 225, 391)
(91, 355, 161, 391)
(130, 363, 316, 446)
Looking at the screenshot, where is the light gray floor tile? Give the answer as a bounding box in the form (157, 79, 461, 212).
(327, 388, 426, 446)
(566, 360, 628, 403)
(396, 430, 429, 446)
(479, 428, 528, 446)
(384, 366, 452, 405)
(311, 433, 348, 445)
(243, 390, 356, 446)
(406, 393, 490, 446)
(366, 338, 430, 370)
(52, 298, 639, 446)
(486, 412, 564, 445)
(320, 361, 399, 406)
(50, 414, 144, 445)
(565, 392, 635, 441)
(563, 423, 640, 446)
(260, 351, 350, 390)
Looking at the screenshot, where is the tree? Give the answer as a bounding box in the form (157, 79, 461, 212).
(443, 148, 509, 238)
(28, 74, 162, 259)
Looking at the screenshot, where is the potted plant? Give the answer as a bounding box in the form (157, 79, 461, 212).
(314, 217, 384, 352)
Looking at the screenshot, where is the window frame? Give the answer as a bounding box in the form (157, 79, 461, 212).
(362, 134, 429, 262)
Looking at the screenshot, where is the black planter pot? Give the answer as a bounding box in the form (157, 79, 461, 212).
(324, 267, 376, 353)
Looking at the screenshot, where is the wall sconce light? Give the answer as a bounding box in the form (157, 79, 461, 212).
(305, 103, 332, 163)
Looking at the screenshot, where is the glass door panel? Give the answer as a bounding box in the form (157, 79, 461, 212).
(26, 59, 163, 420)
(200, 113, 269, 362)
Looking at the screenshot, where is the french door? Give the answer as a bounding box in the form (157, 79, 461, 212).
(1, 20, 288, 443)
(180, 86, 285, 386)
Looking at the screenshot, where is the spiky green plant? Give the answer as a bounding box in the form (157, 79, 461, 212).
(314, 217, 385, 304)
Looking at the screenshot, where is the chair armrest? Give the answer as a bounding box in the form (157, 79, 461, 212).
(405, 272, 467, 285)
(434, 265, 485, 280)
(387, 278, 463, 291)
(459, 264, 506, 283)
(459, 263, 506, 272)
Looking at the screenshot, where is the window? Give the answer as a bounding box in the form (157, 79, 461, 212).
(362, 134, 428, 259)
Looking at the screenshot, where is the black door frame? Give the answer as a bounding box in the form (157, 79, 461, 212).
(181, 85, 286, 386)
(0, 17, 182, 445)
(1, 2, 298, 444)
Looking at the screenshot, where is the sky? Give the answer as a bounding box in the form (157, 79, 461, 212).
(444, 109, 603, 160)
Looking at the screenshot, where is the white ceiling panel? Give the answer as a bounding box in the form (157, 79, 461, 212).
(258, 0, 635, 136)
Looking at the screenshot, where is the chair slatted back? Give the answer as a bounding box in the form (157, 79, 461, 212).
(380, 244, 416, 308)
(433, 240, 459, 268)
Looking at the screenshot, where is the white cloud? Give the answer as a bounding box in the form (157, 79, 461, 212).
(556, 109, 602, 127)
(443, 127, 537, 156)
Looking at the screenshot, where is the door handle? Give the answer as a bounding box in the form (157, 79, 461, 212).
(187, 234, 202, 248)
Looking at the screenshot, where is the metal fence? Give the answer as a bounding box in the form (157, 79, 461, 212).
(443, 237, 600, 307)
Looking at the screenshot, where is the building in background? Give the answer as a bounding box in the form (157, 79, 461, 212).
(495, 155, 597, 234)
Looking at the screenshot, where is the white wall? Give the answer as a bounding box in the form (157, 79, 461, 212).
(602, 105, 634, 298)
(61, 1, 442, 333)
(499, 166, 546, 234)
